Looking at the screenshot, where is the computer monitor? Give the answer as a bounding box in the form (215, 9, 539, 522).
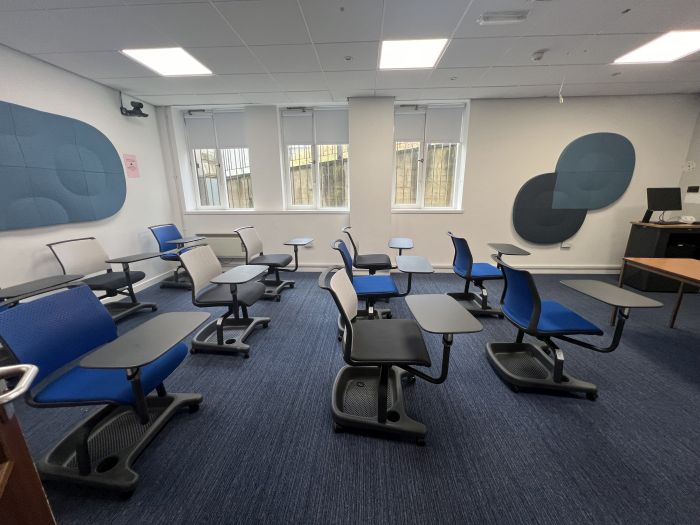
(647, 187, 682, 211)
(641, 187, 682, 222)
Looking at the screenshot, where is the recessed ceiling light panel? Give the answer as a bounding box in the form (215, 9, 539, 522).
(379, 39, 448, 70)
(121, 47, 212, 76)
(614, 30, 700, 64)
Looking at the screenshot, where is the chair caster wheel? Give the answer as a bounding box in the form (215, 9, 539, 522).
(333, 423, 343, 433)
(189, 348, 196, 354)
(189, 403, 200, 413)
(263, 322, 269, 328)
(290, 283, 295, 288)
(152, 306, 158, 312)
(275, 296, 281, 302)
(405, 375, 416, 384)
(497, 313, 504, 319)
(586, 392, 598, 401)
(386, 313, 392, 319)
(243, 354, 250, 359)
(416, 438, 426, 447)
(510, 385, 520, 393)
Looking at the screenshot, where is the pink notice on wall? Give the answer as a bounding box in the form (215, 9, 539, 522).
(123, 153, 140, 178)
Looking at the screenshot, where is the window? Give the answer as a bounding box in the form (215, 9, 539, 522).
(184, 112, 253, 209)
(282, 108, 349, 209)
(393, 105, 466, 209)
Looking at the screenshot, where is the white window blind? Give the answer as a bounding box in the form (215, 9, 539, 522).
(281, 111, 313, 144)
(213, 112, 246, 148)
(425, 106, 463, 143)
(314, 109, 349, 144)
(394, 111, 426, 142)
(184, 116, 216, 149)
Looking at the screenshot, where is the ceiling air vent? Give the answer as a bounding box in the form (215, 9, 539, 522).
(477, 10, 530, 25)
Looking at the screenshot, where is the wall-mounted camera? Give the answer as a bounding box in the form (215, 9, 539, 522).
(120, 100, 149, 118)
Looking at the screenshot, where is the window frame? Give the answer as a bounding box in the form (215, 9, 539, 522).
(282, 110, 350, 211)
(391, 104, 467, 211)
(185, 112, 254, 211)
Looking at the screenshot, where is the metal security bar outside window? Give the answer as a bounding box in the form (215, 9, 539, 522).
(393, 105, 466, 210)
(282, 108, 349, 210)
(220, 148, 253, 209)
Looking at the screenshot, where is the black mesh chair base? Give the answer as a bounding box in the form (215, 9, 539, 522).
(331, 365, 426, 444)
(486, 342, 598, 399)
(447, 292, 504, 318)
(160, 273, 192, 290)
(37, 392, 202, 493)
(104, 301, 157, 322)
(259, 278, 295, 302)
(190, 316, 270, 357)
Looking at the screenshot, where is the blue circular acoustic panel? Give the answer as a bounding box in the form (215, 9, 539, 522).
(552, 132, 635, 210)
(0, 100, 126, 231)
(513, 173, 587, 244)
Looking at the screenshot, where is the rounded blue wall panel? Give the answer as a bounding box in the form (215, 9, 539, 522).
(552, 132, 635, 210)
(0, 101, 126, 231)
(513, 173, 587, 244)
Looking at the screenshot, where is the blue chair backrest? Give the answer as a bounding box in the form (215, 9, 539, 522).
(500, 262, 540, 331)
(0, 286, 117, 385)
(149, 224, 182, 251)
(449, 232, 473, 279)
(333, 240, 354, 281)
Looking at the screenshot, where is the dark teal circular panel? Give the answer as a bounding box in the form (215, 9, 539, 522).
(513, 173, 587, 244)
(553, 132, 635, 210)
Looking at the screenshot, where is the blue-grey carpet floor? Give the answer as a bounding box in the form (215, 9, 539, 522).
(14, 272, 700, 525)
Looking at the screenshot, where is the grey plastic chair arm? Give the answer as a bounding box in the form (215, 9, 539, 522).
(0, 364, 38, 405)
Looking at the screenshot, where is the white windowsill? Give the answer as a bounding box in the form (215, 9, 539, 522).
(391, 208, 464, 214)
(184, 209, 349, 215)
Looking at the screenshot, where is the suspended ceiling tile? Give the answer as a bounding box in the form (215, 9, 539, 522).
(316, 42, 380, 72)
(299, 0, 383, 44)
(215, 0, 310, 46)
(382, 0, 468, 40)
(126, 3, 243, 48)
(250, 44, 320, 73)
(33, 51, 156, 79)
(187, 46, 266, 75)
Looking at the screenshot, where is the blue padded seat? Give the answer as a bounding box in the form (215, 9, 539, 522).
(160, 248, 192, 261)
(148, 224, 192, 260)
(36, 343, 188, 405)
(0, 285, 188, 406)
(470, 263, 502, 280)
(352, 275, 399, 296)
(504, 300, 603, 335)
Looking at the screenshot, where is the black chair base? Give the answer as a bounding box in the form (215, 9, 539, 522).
(259, 278, 294, 302)
(486, 342, 598, 400)
(331, 365, 426, 444)
(191, 315, 270, 357)
(447, 291, 504, 318)
(160, 274, 192, 290)
(37, 392, 202, 493)
(104, 301, 157, 322)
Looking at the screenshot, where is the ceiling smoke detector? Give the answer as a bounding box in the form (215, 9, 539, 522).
(477, 10, 530, 25)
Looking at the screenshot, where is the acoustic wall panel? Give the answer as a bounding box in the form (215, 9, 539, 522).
(512, 132, 635, 244)
(0, 101, 125, 231)
(553, 133, 635, 210)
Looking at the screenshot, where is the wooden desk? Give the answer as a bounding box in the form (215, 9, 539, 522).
(614, 257, 700, 328)
(623, 222, 700, 291)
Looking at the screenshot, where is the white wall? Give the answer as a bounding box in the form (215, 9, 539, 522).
(164, 94, 700, 272)
(0, 45, 178, 288)
(680, 111, 700, 218)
